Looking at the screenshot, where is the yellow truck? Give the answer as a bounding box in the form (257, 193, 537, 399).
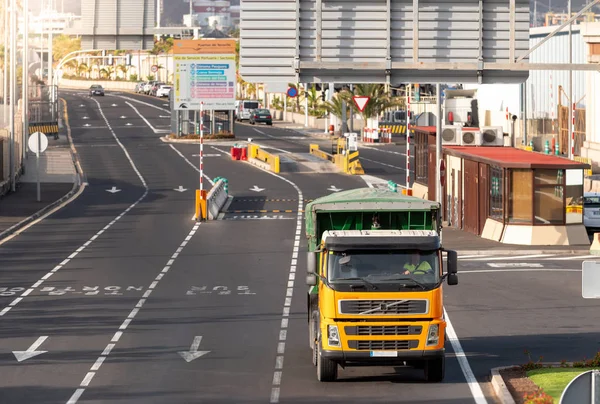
(305, 188, 458, 382)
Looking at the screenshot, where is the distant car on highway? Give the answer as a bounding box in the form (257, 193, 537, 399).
(155, 85, 172, 97)
(249, 108, 272, 125)
(89, 84, 104, 96)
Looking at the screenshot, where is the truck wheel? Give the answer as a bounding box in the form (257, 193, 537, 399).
(316, 341, 337, 382)
(424, 357, 445, 382)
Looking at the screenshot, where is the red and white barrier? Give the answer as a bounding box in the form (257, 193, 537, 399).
(362, 128, 384, 143)
(380, 128, 392, 143)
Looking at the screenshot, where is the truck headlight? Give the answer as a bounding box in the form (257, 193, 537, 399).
(327, 324, 340, 347)
(426, 324, 439, 346)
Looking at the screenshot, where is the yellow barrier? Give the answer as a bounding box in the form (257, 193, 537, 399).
(379, 124, 407, 134)
(29, 123, 59, 135)
(195, 189, 208, 220)
(517, 145, 534, 152)
(249, 143, 280, 173)
(346, 150, 364, 175)
(309, 144, 335, 163)
(574, 156, 593, 177)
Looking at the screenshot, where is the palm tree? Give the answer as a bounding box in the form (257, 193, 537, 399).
(322, 94, 352, 125)
(117, 64, 129, 80)
(305, 85, 321, 115)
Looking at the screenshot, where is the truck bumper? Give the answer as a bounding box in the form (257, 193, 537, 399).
(321, 348, 445, 366)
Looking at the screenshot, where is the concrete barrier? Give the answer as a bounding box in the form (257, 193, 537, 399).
(591, 233, 600, 255)
(207, 179, 228, 220)
(248, 144, 280, 173)
(309, 144, 335, 162)
(58, 78, 138, 92)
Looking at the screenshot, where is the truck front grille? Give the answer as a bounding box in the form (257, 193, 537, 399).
(345, 325, 422, 336)
(339, 299, 428, 315)
(348, 340, 419, 350)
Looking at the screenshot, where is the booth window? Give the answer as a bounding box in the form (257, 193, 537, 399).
(565, 169, 583, 224)
(415, 131, 428, 185)
(534, 169, 564, 224)
(508, 169, 533, 223)
(489, 166, 503, 221)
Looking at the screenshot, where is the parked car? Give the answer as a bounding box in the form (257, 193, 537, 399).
(155, 84, 172, 97)
(143, 81, 157, 94)
(235, 100, 260, 121)
(249, 108, 272, 125)
(150, 82, 166, 96)
(134, 82, 146, 93)
(583, 192, 600, 230)
(89, 84, 104, 96)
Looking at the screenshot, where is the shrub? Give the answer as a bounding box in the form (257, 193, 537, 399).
(523, 389, 554, 404)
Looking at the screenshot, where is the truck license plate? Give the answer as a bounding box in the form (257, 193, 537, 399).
(370, 351, 398, 357)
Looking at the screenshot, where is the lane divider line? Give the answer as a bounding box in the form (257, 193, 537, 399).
(168, 145, 214, 186)
(125, 101, 169, 134)
(66, 221, 201, 404)
(0, 96, 149, 317)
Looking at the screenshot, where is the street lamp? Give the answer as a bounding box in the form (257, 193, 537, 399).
(9, 0, 16, 191)
(22, 0, 29, 161)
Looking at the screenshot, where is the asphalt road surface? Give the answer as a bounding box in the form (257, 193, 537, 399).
(0, 89, 597, 404)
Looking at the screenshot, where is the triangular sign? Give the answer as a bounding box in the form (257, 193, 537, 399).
(353, 96, 370, 112)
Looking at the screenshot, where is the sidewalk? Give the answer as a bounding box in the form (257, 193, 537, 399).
(0, 101, 81, 240)
(442, 227, 591, 254)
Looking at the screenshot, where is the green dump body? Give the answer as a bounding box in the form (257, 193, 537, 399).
(304, 188, 441, 252)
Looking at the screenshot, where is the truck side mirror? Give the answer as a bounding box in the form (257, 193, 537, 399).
(446, 250, 458, 274)
(307, 252, 318, 273)
(447, 273, 458, 285)
(306, 273, 317, 286)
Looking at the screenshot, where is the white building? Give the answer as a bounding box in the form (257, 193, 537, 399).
(580, 23, 600, 167)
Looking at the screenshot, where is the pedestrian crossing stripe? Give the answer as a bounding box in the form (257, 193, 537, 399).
(231, 199, 313, 202)
(226, 210, 304, 213)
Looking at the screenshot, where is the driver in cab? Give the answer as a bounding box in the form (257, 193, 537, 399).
(403, 252, 432, 275)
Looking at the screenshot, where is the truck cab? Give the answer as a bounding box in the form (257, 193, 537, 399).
(304, 188, 458, 382)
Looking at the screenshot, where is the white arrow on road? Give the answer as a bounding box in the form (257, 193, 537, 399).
(174, 186, 187, 192)
(125, 123, 132, 126)
(328, 185, 342, 192)
(250, 185, 265, 192)
(79, 104, 85, 107)
(178, 336, 210, 362)
(159, 115, 170, 118)
(162, 104, 169, 107)
(120, 116, 126, 119)
(82, 116, 89, 119)
(106, 186, 121, 193)
(83, 124, 91, 127)
(111, 104, 118, 107)
(13, 336, 48, 362)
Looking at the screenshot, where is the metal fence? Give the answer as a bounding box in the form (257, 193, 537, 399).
(28, 85, 58, 124)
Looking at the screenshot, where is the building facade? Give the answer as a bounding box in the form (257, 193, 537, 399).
(64, 0, 156, 50)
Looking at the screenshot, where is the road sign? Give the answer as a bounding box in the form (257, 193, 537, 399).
(28, 132, 48, 154)
(582, 261, 600, 298)
(440, 159, 446, 188)
(240, 0, 531, 84)
(286, 87, 298, 98)
(151, 65, 159, 73)
(172, 39, 237, 111)
(352, 96, 369, 112)
(559, 369, 600, 403)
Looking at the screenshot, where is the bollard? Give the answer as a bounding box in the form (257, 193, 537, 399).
(590, 233, 600, 256)
(387, 180, 397, 193)
(529, 140, 534, 150)
(222, 178, 229, 194)
(544, 140, 550, 154)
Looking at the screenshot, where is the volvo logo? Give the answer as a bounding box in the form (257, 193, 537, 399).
(379, 303, 389, 311)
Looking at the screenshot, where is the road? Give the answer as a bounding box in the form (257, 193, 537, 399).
(0, 89, 597, 404)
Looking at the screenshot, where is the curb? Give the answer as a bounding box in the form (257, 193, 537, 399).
(454, 249, 591, 256)
(0, 97, 86, 243)
(490, 366, 517, 404)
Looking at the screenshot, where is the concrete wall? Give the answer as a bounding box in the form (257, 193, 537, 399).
(59, 78, 138, 91)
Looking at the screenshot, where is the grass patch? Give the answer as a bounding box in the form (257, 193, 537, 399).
(527, 367, 600, 403)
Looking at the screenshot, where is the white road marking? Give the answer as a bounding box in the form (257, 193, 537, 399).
(0, 96, 149, 317)
(487, 263, 544, 268)
(460, 268, 580, 274)
(548, 254, 596, 260)
(444, 308, 488, 404)
(113, 94, 170, 113)
(361, 156, 407, 171)
(360, 145, 408, 157)
(168, 145, 214, 185)
(125, 101, 170, 133)
(460, 254, 555, 261)
(66, 222, 201, 403)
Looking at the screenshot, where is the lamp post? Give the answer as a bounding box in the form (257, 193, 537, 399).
(48, 0, 54, 121)
(9, 0, 16, 191)
(22, 0, 29, 160)
(3, 0, 8, 125)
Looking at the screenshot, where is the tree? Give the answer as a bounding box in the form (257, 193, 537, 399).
(52, 34, 81, 63)
(340, 84, 403, 125)
(322, 94, 351, 123)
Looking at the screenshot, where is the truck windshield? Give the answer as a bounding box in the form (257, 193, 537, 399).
(328, 250, 440, 286)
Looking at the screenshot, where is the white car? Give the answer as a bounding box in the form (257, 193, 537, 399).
(155, 85, 172, 98)
(583, 192, 600, 229)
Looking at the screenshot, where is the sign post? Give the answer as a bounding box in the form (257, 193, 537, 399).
(28, 132, 48, 202)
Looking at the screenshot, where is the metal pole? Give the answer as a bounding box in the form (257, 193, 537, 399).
(406, 84, 411, 190)
(189, 0, 193, 28)
(9, 0, 15, 191)
(523, 83, 528, 145)
(199, 103, 203, 196)
(304, 84, 308, 127)
(40, 0, 44, 81)
(349, 83, 354, 132)
(48, 0, 54, 121)
(156, 0, 160, 27)
(3, 0, 8, 125)
(23, 0, 29, 159)
(568, 0, 573, 159)
(36, 131, 40, 201)
(436, 83, 442, 204)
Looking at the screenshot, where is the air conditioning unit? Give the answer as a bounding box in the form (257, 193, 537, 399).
(480, 126, 505, 146)
(461, 129, 482, 146)
(441, 126, 462, 145)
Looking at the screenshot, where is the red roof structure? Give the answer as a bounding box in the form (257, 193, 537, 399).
(444, 146, 589, 169)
